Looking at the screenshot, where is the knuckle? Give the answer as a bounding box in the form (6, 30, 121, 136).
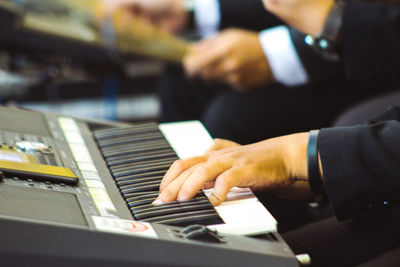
(213, 138, 224, 143)
(226, 28, 239, 35)
(228, 60, 240, 71)
(210, 139, 224, 148)
(224, 28, 235, 35)
(193, 164, 209, 177)
(172, 159, 185, 171)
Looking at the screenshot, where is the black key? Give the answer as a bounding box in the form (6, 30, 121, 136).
(102, 142, 170, 157)
(110, 158, 177, 172)
(124, 191, 159, 200)
(97, 133, 164, 147)
(95, 129, 159, 140)
(102, 140, 169, 152)
(105, 148, 173, 161)
(107, 151, 177, 166)
(120, 183, 160, 194)
(154, 214, 224, 227)
(133, 199, 212, 218)
(94, 124, 159, 137)
(101, 138, 167, 149)
(112, 164, 171, 178)
(119, 180, 160, 191)
(127, 197, 156, 207)
(130, 196, 208, 211)
(116, 176, 163, 187)
(144, 210, 223, 227)
(94, 124, 159, 139)
(115, 170, 166, 180)
(134, 203, 213, 220)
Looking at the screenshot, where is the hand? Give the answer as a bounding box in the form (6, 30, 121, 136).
(184, 29, 274, 91)
(263, 0, 335, 36)
(154, 134, 315, 206)
(102, 0, 188, 33)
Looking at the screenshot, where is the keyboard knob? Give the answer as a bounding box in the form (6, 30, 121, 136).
(181, 225, 224, 243)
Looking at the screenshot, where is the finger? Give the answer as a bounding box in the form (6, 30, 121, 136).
(202, 181, 215, 190)
(209, 168, 242, 206)
(192, 38, 217, 51)
(155, 167, 195, 204)
(200, 65, 226, 81)
(177, 159, 231, 201)
(206, 139, 240, 153)
(184, 42, 230, 76)
(160, 156, 207, 192)
(199, 57, 241, 81)
(184, 40, 220, 77)
(210, 59, 240, 77)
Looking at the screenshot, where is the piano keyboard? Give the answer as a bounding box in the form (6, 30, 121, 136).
(94, 121, 277, 235)
(93, 123, 224, 227)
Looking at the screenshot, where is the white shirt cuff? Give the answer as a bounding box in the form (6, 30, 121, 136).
(259, 26, 309, 87)
(194, 0, 221, 37)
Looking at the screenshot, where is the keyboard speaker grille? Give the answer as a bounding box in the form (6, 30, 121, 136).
(0, 184, 87, 227)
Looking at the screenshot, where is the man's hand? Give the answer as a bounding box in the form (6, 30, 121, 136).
(184, 29, 274, 91)
(263, 0, 334, 36)
(154, 134, 314, 206)
(103, 0, 188, 33)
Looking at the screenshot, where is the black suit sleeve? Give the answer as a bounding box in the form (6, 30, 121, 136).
(319, 118, 400, 221)
(341, 0, 400, 86)
(217, 0, 281, 31)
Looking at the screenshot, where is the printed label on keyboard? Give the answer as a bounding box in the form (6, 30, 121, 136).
(92, 216, 158, 239)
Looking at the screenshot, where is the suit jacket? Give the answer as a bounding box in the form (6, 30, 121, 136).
(319, 106, 400, 221)
(218, 0, 400, 89)
(217, 0, 281, 31)
(341, 0, 400, 86)
(217, 0, 348, 88)
(293, 0, 400, 88)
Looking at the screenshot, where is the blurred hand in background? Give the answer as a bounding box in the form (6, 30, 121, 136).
(184, 29, 274, 91)
(102, 0, 188, 33)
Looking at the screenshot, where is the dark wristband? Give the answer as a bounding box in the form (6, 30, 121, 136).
(307, 130, 323, 193)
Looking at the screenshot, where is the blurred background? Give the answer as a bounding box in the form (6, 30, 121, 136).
(0, 0, 186, 122)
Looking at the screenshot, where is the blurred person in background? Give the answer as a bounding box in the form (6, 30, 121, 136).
(106, 0, 392, 146)
(152, 0, 400, 266)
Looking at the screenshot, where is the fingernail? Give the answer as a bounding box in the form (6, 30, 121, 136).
(152, 198, 163, 206)
(209, 193, 222, 206)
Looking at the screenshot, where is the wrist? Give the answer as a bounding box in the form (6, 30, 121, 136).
(310, 0, 335, 36)
(305, 0, 345, 61)
(282, 133, 309, 180)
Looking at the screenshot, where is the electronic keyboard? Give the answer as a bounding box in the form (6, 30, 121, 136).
(0, 106, 297, 266)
